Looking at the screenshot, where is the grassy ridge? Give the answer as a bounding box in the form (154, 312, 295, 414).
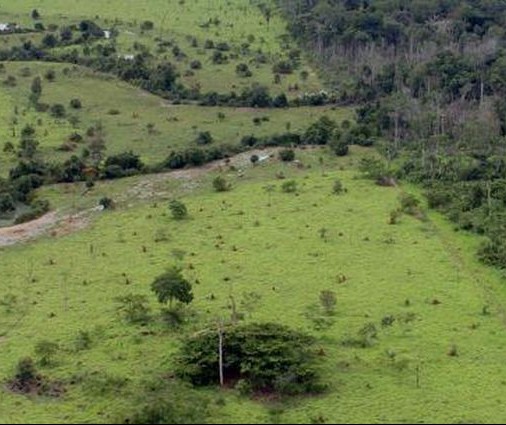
(2, 149, 506, 423)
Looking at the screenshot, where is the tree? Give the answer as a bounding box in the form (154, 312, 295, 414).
(31, 9, 40, 20)
(169, 199, 188, 220)
(151, 267, 193, 309)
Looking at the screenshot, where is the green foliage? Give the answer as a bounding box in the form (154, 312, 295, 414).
(116, 294, 151, 325)
(118, 379, 209, 424)
(281, 180, 298, 193)
(169, 199, 188, 220)
(151, 267, 194, 308)
(279, 149, 295, 162)
(303, 116, 337, 145)
(212, 176, 231, 192)
(332, 179, 345, 195)
(177, 322, 324, 395)
(195, 131, 214, 146)
(34, 340, 59, 367)
(99, 197, 114, 210)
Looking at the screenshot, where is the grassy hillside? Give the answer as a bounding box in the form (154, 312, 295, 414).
(2, 148, 506, 423)
(0, 0, 322, 95)
(0, 61, 352, 176)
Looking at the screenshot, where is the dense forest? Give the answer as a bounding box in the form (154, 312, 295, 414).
(278, 0, 506, 268)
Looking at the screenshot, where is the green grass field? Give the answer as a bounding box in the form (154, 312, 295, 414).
(2, 148, 506, 423)
(0, 0, 322, 94)
(0, 61, 352, 175)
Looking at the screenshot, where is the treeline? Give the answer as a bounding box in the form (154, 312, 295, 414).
(278, 0, 506, 269)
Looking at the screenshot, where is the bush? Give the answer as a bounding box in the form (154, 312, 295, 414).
(190, 60, 202, 70)
(50, 104, 66, 118)
(116, 294, 151, 325)
(281, 180, 298, 193)
(140, 21, 154, 31)
(241, 135, 258, 147)
(195, 131, 214, 146)
(478, 237, 506, 269)
(118, 379, 210, 424)
(99, 197, 114, 210)
(169, 199, 188, 220)
(236, 63, 252, 78)
(279, 149, 295, 162)
(332, 179, 345, 195)
(212, 176, 231, 192)
(35, 340, 59, 367)
(177, 322, 324, 395)
(273, 60, 294, 74)
(70, 98, 82, 109)
(0, 193, 15, 214)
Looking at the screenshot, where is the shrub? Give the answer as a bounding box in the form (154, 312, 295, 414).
(273, 60, 294, 74)
(35, 340, 59, 366)
(118, 379, 209, 424)
(99, 197, 114, 210)
(70, 98, 82, 109)
(211, 50, 228, 64)
(116, 294, 151, 325)
(281, 180, 298, 193)
(190, 60, 202, 70)
(332, 179, 345, 195)
(236, 63, 252, 78)
(0, 193, 15, 214)
(140, 21, 154, 31)
(279, 149, 295, 162)
(169, 199, 188, 220)
(50, 104, 66, 118)
(241, 135, 258, 147)
(195, 131, 214, 145)
(44, 69, 56, 81)
(212, 176, 231, 192)
(478, 237, 506, 269)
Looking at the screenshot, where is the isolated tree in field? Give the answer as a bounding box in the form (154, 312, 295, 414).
(169, 199, 188, 220)
(31, 9, 40, 20)
(151, 267, 193, 309)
